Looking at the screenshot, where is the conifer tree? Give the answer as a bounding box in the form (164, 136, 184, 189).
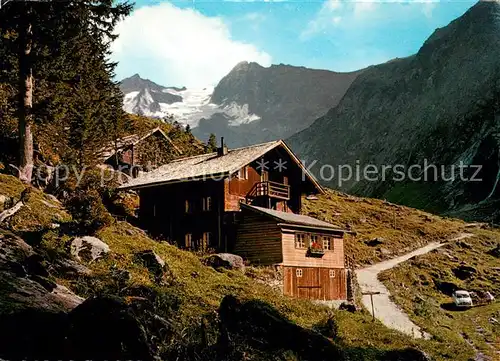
(0, 0, 132, 177)
(206, 133, 217, 152)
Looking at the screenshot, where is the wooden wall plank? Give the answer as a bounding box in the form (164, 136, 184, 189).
(283, 266, 347, 300)
(281, 231, 345, 268)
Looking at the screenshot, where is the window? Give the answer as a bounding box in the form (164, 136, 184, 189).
(329, 269, 335, 278)
(185, 233, 192, 248)
(310, 234, 320, 248)
(238, 166, 248, 179)
(202, 232, 213, 249)
(202, 196, 212, 211)
(322, 236, 332, 250)
(185, 199, 192, 213)
(296, 269, 303, 277)
(295, 233, 307, 249)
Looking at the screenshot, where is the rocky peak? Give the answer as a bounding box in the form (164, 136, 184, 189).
(419, 0, 500, 56)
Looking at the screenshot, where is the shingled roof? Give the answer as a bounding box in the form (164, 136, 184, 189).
(241, 203, 345, 232)
(99, 127, 181, 162)
(119, 139, 323, 191)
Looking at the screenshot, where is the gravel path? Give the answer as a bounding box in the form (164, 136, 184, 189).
(355, 234, 473, 339)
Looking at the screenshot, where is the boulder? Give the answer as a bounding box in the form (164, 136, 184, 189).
(365, 237, 385, 247)
(135, 250, 165, 275)
(434, 280, 459, 296)
(205, 253, 245, 270)
(69, 236, 110, 262)
(487, 243, 500, 258)
(379, 247, 392, 256)
(384, 348, 432, 361)
(452, 265, 477, 280)
(53, 258, 92, 277)
(217, 295, 345, 361)
(457, 240, 472, 249)
(0, 194, 7, 208)
(0, 296, 153, 361)
(339, 302, 358, 313)
(0, 229, 84, 313)
(66, 296, 153, 361)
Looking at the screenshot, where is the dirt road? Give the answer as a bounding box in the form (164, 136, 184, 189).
(355, 234, 473, 339)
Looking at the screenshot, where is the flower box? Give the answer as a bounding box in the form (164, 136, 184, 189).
(307, 242, 325, 257)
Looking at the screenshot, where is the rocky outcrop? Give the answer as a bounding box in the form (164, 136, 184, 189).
(205, 253, 245, 271)
(0, 296, 154, 361)
(487, 243, 500, 258)
(452, 264, 477, 280)
(217, 295, 345, 360)
(70, 236, 110, 262)
(0, 229, 84, 313)
(217, 295, 431, 361)
(289, 1, 500, 223)
(134, 249, 172, 283)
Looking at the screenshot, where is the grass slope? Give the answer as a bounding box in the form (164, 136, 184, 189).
(2, 174, 496, 360)
(380, 229, 500, 360)
(302, 190, 466, 266)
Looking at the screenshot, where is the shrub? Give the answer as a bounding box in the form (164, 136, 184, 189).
(65, 189, 113, 233)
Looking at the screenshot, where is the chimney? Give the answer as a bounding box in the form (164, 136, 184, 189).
(217, 137, 228, 156)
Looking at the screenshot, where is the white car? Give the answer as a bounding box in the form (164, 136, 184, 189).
(452, 290, 473, 308)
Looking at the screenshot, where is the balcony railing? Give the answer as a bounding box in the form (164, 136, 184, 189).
(247, 181, 291, 201)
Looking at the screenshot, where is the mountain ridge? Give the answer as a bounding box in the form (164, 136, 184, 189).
(288, 0, 500, 222)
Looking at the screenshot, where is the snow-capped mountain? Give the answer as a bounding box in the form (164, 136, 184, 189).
(120, 74, 218, 127)
(120, 62, 362, 146)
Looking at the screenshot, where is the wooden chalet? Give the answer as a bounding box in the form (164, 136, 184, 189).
(120, 139, 349, 300)
(235, 204, 347, 300)
(100, 127, 181, 176)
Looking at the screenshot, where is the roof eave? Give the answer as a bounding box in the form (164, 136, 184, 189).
(119, 171, 230, 190)
(277, 223, 348, 234)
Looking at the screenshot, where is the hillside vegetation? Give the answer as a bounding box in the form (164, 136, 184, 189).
(380, 229, 500, 360)
(302, 190, 466, 266)
(0, 173, 488, 361)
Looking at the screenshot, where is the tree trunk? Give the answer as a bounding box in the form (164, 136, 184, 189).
(18, 9, 34, 184)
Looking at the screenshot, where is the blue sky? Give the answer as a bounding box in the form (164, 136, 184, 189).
(111, 0, 477, 87)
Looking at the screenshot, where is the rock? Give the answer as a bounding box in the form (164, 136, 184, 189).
(487, 243, 500, 258)
(51, 284, 85, 308)
(457, 240, 472, 249)
(0, 229, 84, 313)
(111, 268, 131, 287)
(379, 247, 392, 256)
(66, 296, 154, 361)
(452, 265, 477, 280)
(218, 295, 344, 361)
(0, 296, 153, 361)
(205, 253, 245, 270)
(384, 348, 432, 361)
(339, 302, 357, 313)
(135, 250, 165, 275)
(53, 258, 92, 277)
(365, 237, 385, 247)
(0, 194, 7, 207)
(69, 236, 110, 262)
(434, 280, 459, 296)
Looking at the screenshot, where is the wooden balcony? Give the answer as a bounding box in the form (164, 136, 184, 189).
(247, 181, 291, 201)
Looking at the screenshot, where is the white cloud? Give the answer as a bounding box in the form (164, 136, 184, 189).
(300, 0, 344, 40)
(111, 3, 272, 87)
(301, 0, 439, 39)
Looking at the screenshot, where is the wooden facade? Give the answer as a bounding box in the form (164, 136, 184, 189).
(283, 267, 347, 300)
(123, 139, 348, 300)
(103, 128, 180, 176)
(233, 205, 347, 300)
